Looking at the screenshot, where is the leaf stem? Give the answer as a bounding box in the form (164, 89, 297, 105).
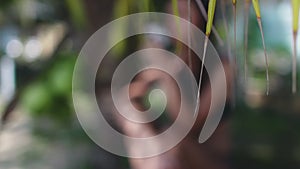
(233, 1, 237, 67)
(293, 31, 297, 93)
(194, 0, 224, 46)
(244, 0, 250, 86)
(188, 0, 192, 70)
(257, 18, 270, 95)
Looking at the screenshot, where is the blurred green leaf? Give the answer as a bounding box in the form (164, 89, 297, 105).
(21, 81, 52, 115)
(65, 0, 87, 28)
(49, 56, 76, 96)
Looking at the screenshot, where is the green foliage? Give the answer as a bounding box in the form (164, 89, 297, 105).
(0, 0, 15, 9)
(233, 102, 300, 169)
(20, 53, 76, 123)
(49, 55, 75, 96)
(21, 81, 53, 115)
(206, 0, 216, 36)
(65, 0, 87, 28)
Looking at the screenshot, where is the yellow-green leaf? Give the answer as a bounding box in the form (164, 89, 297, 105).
(292, 0, 300, 32)
(244, 0, 251, 81)
(170, 0, 182, 53)
(172, 0, 179, 17)
(232, 0, 236, 5)
(110, 0, 129, 57)
(195, 0, 224, 45)
(252, 0, 261, 18)
(252, 0, 269, 94)
(206, 0, 217, 36)
(232, 0, 237, 67)
(292, 0, 300, 93)
(65, 0, 87, 28)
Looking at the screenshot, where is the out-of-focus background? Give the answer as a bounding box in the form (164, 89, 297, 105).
(0, 0, 299, 169)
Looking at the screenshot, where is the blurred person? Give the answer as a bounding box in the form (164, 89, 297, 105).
(114, 0, 233, 168)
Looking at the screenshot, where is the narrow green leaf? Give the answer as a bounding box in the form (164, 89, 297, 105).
(172, 0, 179, 17)
(221, 0, 232, 61)
(110, 0, 129, 57)
(232, 0, 237, 67)
(221, 0, 236, 107)
(141, 0, 150, 12)
(171, 0, 182, 55)
(195, 0, 224, 46)
(196, 0, 217, 122)
(292, 0, 300, 93)
(252, 0, 261, 18)
(232, 0, 236, 5)
(244, 0, 251, 84)
(65, 0, 87, 28)
(292, 0, 300, 31)
(205, 0, 217, 36)
(188, 0, 192, 69)
(252, 0, 269, 95)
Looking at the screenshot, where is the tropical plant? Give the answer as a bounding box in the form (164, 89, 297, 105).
(111, 0, 300, 96)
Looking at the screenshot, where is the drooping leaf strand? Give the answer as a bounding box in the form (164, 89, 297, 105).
(188, 0, 192, 69)
(244, 0, 251, 85)
(199, 0, 217, 92)
(194, 0, 224, 46)
(196, 0, 217, 124)
(221, 0, 232, 62)
(292, 0, 300, 93)
(252, 0, 269, 95)
(206, 0, 217, 36)
(257, 18, 270, 95)
(232, 0, 237, 67)
(252, 0, 261, 18)
(171, 0, 183, 55)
